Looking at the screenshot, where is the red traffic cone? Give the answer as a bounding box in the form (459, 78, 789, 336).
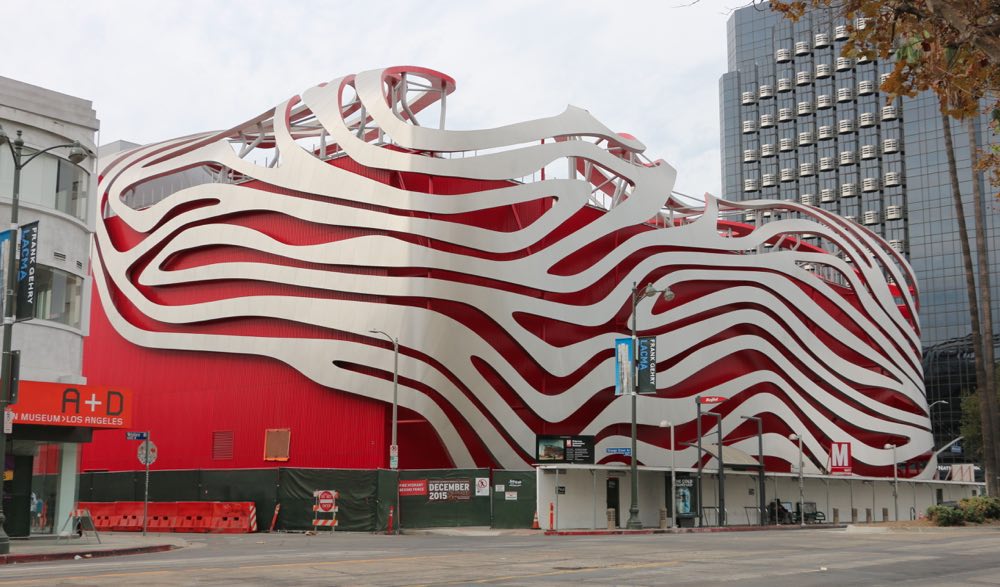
(532, 511, 540, 530)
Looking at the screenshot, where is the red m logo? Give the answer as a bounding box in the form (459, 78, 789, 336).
(830, 442, 852, 474)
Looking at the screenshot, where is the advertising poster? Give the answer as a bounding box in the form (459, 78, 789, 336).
(674, 474, 699, 519)
(535, 435, 595, 464)
(427, 479, 472, 501)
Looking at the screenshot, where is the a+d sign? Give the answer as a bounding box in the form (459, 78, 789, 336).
(829, 442, 852, 475)
(8, 381, 133, 429)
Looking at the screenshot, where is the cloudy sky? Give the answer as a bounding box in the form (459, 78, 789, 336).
(1, 1, 741, 196)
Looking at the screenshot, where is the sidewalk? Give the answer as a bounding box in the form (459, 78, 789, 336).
(401, 524, 846, 537)
(1, 532, 187, 565)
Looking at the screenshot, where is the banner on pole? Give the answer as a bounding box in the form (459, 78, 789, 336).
(636, 336, 657, 394)
(614, 337, 633, 396)
(16, 221, 39, 321)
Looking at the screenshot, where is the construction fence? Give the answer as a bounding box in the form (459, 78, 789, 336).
(77, 468, 537, 532)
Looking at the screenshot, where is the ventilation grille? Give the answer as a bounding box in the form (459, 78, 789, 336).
(212, 430, 234, 460)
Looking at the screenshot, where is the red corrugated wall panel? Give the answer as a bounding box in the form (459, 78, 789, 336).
(80, 296, 393, 471)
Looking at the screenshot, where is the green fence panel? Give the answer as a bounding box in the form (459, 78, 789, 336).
(491, 471, 537, 528)
(78, 472, 93, 501)
(277, 468, 378, 532)
(86, 471, 140, 502)
(142, 470, 202, 501)
(398, 469, 491, 528)
(201, 469, 280, 531)
(375, 469, 399, 532)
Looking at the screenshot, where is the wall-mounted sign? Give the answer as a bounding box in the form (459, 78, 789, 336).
(606, 447, 632, 456)
(8, 381, 133, 429)
(698, 395, 726, 405)
(536, 435, 595, 464)
(829, 442, 852, 475)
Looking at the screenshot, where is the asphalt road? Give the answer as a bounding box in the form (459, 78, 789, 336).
(1, 527, 999, 586)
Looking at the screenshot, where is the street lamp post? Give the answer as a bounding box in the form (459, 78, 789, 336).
(369, 329, 399, 470)
(701, 411, 725, 526)
(659, 420, 676, 528)
(625, 282, 673, 530)
(885, 443, 898, 521)
(789, 433, 804, 527)
(741, 415, 766, 526)
(0, 126, 87, 555)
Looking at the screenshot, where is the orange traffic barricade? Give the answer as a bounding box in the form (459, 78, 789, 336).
(146, 502, 177, 532)
(209, 502, 253, 533)
(113, 501, 143, 532)
(175, 501, 213, 533)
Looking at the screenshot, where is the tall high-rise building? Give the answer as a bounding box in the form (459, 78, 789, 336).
(719, 3, 999, 465)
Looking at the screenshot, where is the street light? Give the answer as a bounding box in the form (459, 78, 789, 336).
(369, 329, 399, 470)
(0, 126, 88, 555)
(885, 443, 898, 521)
(789, 433, 804, 527)
(700, 410, 725, 526)
(625, 282, 674, 530)
(659, 419, 676, 528)
(741, 415, 766, 526)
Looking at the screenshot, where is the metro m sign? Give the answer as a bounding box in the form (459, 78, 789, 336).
(829, 442, 852, 475)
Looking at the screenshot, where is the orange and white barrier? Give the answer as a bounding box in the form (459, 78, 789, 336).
(77, 501, 258, 533)
(311, 490, 339, 530)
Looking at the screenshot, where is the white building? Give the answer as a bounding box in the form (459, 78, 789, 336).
(1, 76, 99, 536)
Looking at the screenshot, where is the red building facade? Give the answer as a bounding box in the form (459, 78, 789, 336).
(82, 66, 932, 479)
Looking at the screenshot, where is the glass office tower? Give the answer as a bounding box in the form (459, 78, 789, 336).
(719, 3, 1000, 467)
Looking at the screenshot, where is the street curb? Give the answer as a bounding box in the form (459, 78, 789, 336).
(544, 524, 847, 536)
(0, 544, 176, 565)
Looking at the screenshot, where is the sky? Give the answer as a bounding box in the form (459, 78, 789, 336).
(0, 1, 739, 197)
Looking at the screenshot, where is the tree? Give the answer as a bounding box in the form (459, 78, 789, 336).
(772, 0, 1000, 495)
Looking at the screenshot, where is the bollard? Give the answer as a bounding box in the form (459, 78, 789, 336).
(387, 505, 394, 535)
(607, 508, 616, 530)
(833, 508, 839, 525)
(882, 507, 889, 522)
(659, 508, 668, 529)
(549, 502, 555, 531)
(851, 508, 858, 523)
(865, 508, 872, 523)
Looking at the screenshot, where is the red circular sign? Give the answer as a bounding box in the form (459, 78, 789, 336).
(318, 490, 335, 512)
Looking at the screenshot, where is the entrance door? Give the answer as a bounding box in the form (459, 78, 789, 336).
(606, 477, 620, 527)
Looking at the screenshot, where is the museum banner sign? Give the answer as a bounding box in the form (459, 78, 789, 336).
(8, 381, 133, 429)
